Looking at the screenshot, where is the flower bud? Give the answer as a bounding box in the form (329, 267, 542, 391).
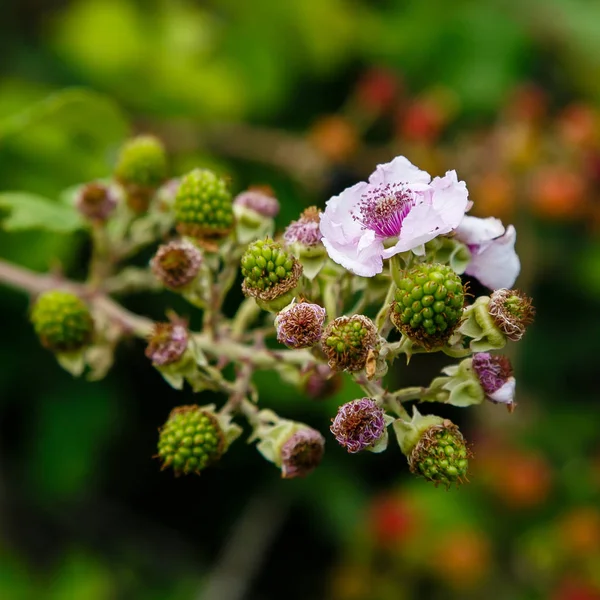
(394, 408, 471, 487)
(253, 410, 325, 478)
(240, 238, 303, 312)
(114, 135, 168, 213)
(488, 288, 535, 341)
(233, 188, 280, 243)
(76, 182, 117, 221)
(321, 314, 378, 372)
(471, 352, 516, 408)
(275, 300, 326, 349)
(174, 168, 234, 249)
(283, 207, 327, 279)
(391, 262, 465, 350)
(145, 321, 189, 366)
(284, 206, 323, 248)
(429, 354, 515, 409)
(150, 239, 203, 290)
(280, 428, 326, 478)
(157, 404, 241, 475)
(31, 290, 94, 354)
(234, 189, 280, 218)
(331, 398, 392, 453)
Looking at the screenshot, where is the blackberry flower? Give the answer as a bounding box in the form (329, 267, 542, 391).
(488, 288, 535, 341)
(284, 206, 323, 247)
(280, 427, 325, 479)
(234, 189, 280, 218)
(76, 182, 117, 221)
(145, 322, 189, 366)
(331, 398, 387, 453)
(275, 301, 326, 349)
(151, 239, 203, 290)
(472, 352, 516, 406)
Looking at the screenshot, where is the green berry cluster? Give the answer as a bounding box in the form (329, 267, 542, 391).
(241, 239, 296, 291)
(157, 405, 225, 476)
(322, 315, 377, 372)
(31, 290, 94, 353)
(115, 135, 167, 189)
(409, 422, 470, 488)
(240, 239, 302, 310)
(174, 169, 234, 242)
(392, 263, 464, 349)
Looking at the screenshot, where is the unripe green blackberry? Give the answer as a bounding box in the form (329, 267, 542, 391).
(115, 135, 167, 189)
(174, 169, 234, 247)
(31, 290, 94, 353)
(394, 410, 471, 488)
(321, 314, 378, 372)
(115, 135, 168, 213)
(157, 405, 226, 476)
(391, 263, 465, 349)
(409, 421, 470, 488)
(241, 238, 303, 311)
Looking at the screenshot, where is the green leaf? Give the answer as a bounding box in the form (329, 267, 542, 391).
(0, 191, 84, 233)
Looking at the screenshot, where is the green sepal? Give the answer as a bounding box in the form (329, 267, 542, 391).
(289, 243, 327, 280)
(56, 351, 86, 377)
(392, 407, 445, 456)
(425, 236, 471, 274)
(233, 204, 275, 244)
(459, 296, 507, 351)
(427, 358, 485, 408)
(251, 409, 306, 468)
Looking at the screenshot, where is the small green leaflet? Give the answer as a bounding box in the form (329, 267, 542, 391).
(0, 191, 84, 233)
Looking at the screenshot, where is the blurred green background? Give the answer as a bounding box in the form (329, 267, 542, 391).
(2, 1, 600, 599)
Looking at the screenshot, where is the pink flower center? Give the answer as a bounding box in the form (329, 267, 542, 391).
(353, 183, 415, 238)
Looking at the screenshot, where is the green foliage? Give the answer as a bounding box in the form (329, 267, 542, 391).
(0, 191, 84, 233)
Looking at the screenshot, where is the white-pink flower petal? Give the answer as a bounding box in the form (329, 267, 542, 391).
(456, 216, 520, 290)
(489, 377, 516, 404)
(320, 156, 471, 277)
(368, 155, 431, 186)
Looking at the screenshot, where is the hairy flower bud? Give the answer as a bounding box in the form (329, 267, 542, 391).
(174, 168, 234, 248)
(321, 315, 378, 372)
(145, 322, 189, 366)
(253, 410, 325, 479)
(284, 207, 327, 279)
(151, 239, 203, 290)
(280, 428, 325, 478)
(391, 262, 465, 349)
(488, 288, 535, 341)
(76, 182, 117, 221)
(284, 206, 323, 248)
(234, 189, 280, 218)
(31, 290, 94, 353)
(233, 188, 279, 243)
(275, 301, 326, 349)
(241, 238, 303, 312)
(394, 408, 471, 488)
(157, 404, 240, 475)
(115, 135, 168, 213)
(331, 398, 390, 453)
(472, 352, 516, 407)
